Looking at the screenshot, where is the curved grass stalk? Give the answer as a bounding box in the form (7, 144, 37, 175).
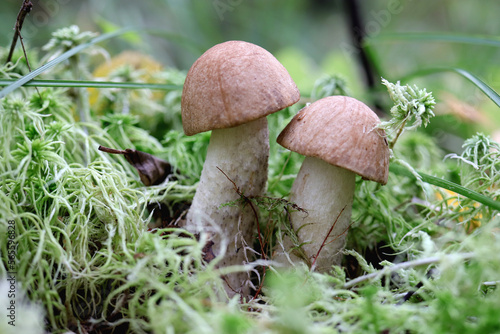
(0, 79, 181, 90)
(0, 28, 131, 99)
(390, 163, 500, 211)
(343, 252, 475, 289)
(400, 67, 500, 108)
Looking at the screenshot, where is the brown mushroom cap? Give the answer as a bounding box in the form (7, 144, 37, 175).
(181, 41, 300, 136)
(277, 96, 390, 184)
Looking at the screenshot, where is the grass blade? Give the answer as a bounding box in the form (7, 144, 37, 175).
(401, 67, 500, 108)
(0, 79, 181, 90)
(0, 28, 132, 99)
(389, 163, 500, 211)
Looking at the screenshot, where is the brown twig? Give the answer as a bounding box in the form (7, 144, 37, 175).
(310, 206, 347, 271)
(6, 1, 33, 64)
(216, 167, 268, 300)
(98, 145, 128, 154)
(325, 221, 354, 247)
(216, 167, 240, 194)
(6, 1, 41, 98)
(216, 167, 266, 261)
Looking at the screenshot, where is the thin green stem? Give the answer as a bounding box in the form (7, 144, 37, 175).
(0, 28, 131, 98)
(390, 163, 500, 211)
(389, 119, 407, 150)
(0, 79, 181, 90)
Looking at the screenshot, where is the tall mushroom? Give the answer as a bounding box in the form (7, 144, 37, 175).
(181, 41, 299, 295)
(275, 96, 389, 273)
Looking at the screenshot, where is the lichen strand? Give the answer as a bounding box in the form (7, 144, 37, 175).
(184, 117, 269, 296)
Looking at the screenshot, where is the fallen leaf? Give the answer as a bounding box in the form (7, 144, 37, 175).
(202, 240, 216, 263)
(98, 145, 174, 186)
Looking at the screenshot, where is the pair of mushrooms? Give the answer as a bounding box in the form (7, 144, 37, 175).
(181, 41, 389, 296)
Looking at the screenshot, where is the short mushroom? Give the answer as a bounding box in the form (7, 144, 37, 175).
(275, 95, 389, 272)
(181, 41, 299, 295)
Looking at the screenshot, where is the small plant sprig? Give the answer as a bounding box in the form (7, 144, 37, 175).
(446, 133, 500, 192)
(461, 133, 500, 171)
(379, 78, 436, 149)
(42, 25, 101, 61)
(311, 74, 350, 100)
(42, 26, 107, 135)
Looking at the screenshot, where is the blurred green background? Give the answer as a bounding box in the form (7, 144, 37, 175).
(2, 0, 500, 150)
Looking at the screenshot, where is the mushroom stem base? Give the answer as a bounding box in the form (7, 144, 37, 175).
(184, 117, 269, 297)
(277, 156, 355, 272)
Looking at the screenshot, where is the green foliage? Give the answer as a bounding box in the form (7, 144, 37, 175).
(42, 25, 98, 55)
(457, 132, 500, 189)
(267, 105, 304, 197)
(161, 130, 210, 182)
(1, 23, 500, 334)
(0, 40, 218, 332)
(311, 74, 350, 100)
(380, 78, 436, 149)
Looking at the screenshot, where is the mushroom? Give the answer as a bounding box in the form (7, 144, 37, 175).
(181, 41, 299, 295)
(275, 96, 389, 272)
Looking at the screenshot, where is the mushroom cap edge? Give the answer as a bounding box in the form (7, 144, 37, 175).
(277, 95, 390, 184)
(181, 40, 300, 136)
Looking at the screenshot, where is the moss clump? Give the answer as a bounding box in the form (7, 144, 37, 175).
(1, 26, 500, 334)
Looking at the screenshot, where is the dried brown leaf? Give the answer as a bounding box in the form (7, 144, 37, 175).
(98, 145, 174, 186)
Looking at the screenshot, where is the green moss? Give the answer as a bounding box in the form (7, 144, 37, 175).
(1, 26, 500, 334)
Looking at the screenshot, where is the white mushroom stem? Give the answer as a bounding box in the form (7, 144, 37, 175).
(283, 156, 355, 272)
(185, 117, 269, 296)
